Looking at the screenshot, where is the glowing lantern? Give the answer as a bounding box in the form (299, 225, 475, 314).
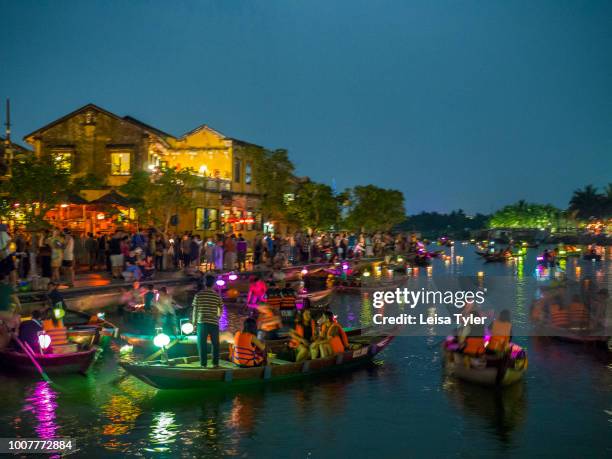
(363, 271, 371, 277)
(216, 279, 226, 287)
(153, 333, 171, 348)
(97, 312, 106, 320)
(477, 271, 485, 277)
(301, 268, 308, 275)
(342, 263, 349, 271)
(119, 344, 133, 354)
(181, 322, 194, 335)
(228, 273, 238, 281)
(53, 307, 65, 320)
(38, 333, 51, 351)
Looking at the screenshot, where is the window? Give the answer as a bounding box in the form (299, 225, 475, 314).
(110, 151, 131, 175)
(245, 162, 252, 185)
(234, 158, 241, 183)
(160, 160, 168, 170)
(52, 149, 73, 173)
(195, 208, 218, 230)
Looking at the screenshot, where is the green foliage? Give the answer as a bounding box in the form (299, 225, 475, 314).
(398, 209, 489, 238)
(489, 200, 561, 229)
(287, 181, 341, 231)
(120, 167, 199, 233)
(344, 185, 405, 232)
(568, 184, 610, 220)
(1, 155, 71, 227)
(70, 172, 107, 191)
(249, 148, 295, 221)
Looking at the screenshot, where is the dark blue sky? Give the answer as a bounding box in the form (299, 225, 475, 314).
(1, 0, 611, 214)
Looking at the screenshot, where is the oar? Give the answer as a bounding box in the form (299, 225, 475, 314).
(13, 336, 53, 384)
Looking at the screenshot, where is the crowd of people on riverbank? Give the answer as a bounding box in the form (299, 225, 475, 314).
(0, 225, 414, 288)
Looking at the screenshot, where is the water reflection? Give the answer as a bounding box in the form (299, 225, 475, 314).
(22, 382, 59, 439)
(146, 411, 178, 453)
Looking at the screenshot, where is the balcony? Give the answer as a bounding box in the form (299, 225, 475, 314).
(202, 177, 232, 192)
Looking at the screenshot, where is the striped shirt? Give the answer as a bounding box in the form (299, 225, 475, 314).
(192, 289, 222, 325)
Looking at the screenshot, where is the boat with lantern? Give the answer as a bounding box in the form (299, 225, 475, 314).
(0, 346, 98, 375)
(119, 327, 395, 390)
(442, 337, 527, 387)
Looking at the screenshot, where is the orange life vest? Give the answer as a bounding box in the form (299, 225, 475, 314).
(257, 311, 282, 332)
(266, 296, 282, 309)
(568, 302, 589, 327)
(230, 331, 264, 367)
(550, 304, 569, 328)
(323, 322, 349, 354)
(463, 337, 485, 355)
(42, 319, 69, 348)
(530, 300, 545, 322)
(280, 295, 296, 310)
(487, 320, 512, 352)
(289, 320, 316, 348)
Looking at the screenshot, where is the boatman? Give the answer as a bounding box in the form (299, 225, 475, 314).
(192, 274, 223, 368)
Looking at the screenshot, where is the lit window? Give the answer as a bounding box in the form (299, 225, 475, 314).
(196, 208, 218, 230)
(110, 151, 131, 175)
(52, 150, 72, 173)
(245, 163, 252, 185)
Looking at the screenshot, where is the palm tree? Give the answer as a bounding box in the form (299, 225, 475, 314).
(568, 185, 605, 220)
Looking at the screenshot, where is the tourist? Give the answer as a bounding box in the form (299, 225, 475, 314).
(487, 309, 512, 353)
(85, 233, 97, 271)
(230, 317, 266, 367)
(192, 274, 222, 368)
(236, 233, 247, 271)
(253, 234, 263, 266)
(180, 234, 191, 269)
(154, 234, 165, 271)
(189, 234, 201, 268)
(256, 304, 281, 340)
(246, 275, 267, 306)
(62, 229, 75, 287)
(289, 309, 316, 362)
(96, 233, 108, 272)
(17, 310, 43, 350)
(310, 310, 347, 359)
(49, 228, 64, 283)
(109, 231, 123, 279)
(224, 234, 237, 270)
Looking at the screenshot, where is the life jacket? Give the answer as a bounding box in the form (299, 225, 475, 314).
(550, 304, 569, 328)
(289, 320, 316, 348)
(230, 331, 264, 367)
(42, 319, 69, 348)
(257, 311, 282, 332)
(530, 300, 545, 322)
(266, 296, 282, 309)
(568, 302, 590, 327)
(487, 320, 512, 352)
(280, 295, 296, 310)
(463, 337, 485, 355)
(323, 321, 349, 354)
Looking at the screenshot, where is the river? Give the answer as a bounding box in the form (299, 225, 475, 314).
(1, 244, 610, 458)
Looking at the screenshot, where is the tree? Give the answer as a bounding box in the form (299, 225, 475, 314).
(568, 185, 605, 220)
(287, 181, 340, 232)
(249, 148, 295, 223)
(344, 185, 405, 232)
(1, 155, 71, 228)
(489, 201, 560, 229)
(121, 167, 199, 234)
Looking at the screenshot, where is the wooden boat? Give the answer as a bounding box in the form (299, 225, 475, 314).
(119, 328, 394, 390)
(0, 347, 98, 375)
(534, 324, 609, 347)
(333, 277, 405, 294)
(442, 338, 527, 387)
(67, 325, 116, 348)
(483, 253, 510, 263)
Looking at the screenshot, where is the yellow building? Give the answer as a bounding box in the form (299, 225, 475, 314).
(24, 103, 263, 237)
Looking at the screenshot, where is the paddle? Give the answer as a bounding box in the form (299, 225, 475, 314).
(13, 336, 53, 384)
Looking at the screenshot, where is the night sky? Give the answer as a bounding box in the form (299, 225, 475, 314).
(1, 0, 611, 214)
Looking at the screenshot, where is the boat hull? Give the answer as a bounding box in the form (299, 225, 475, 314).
(0, 347, 98, 375)
(120, 333, 394, 390)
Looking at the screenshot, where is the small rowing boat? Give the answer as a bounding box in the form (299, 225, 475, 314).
(534, 324, 609, 347)
(442, 338, 527, 387)
(119, 328, 394, 390)
(0, 347, 98, 375)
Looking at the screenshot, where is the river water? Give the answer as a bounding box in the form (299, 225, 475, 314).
(1, 245, 610, 458)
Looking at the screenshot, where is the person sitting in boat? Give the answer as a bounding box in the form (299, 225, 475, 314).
(246, 275, 267, 306)
(311, 311, 349, 359)
(230, 318, 266, 367)
(42, 308, 69, 352)
(549, 296, 570, 328)
(256, 304, 282, 340)
(0, 274, 21, 341)
(487, 310, 512, 354)
(46, 282, 66, 311)
(458, 311, 486, 356)
(289, 309, 316, 362)
(17, 309, 43, 351)
(568, 294, 589, 329)
(265, 281, 282, 310)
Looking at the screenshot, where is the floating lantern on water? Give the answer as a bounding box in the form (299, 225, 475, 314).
(153, 332, 171, 348)
(477, 271, 484, 278)
(181, 322, 194, 335)
(38, 332, 51, 351)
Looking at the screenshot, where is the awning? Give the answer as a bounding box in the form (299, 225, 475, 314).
(88, 190, 133, 207)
